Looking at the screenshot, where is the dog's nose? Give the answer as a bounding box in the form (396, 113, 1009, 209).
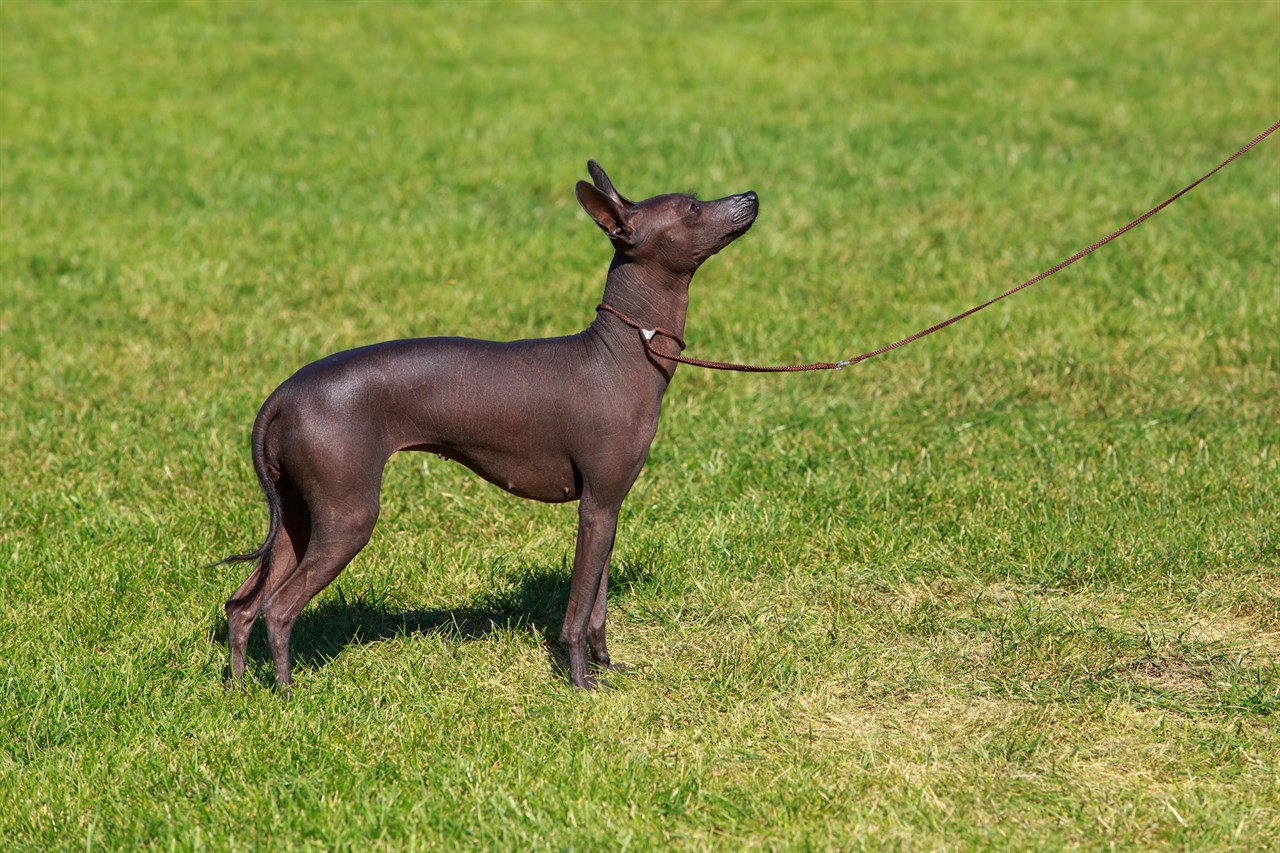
(728, 191, 759, 227)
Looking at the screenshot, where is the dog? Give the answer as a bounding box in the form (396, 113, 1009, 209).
(222, 161, 758, 690)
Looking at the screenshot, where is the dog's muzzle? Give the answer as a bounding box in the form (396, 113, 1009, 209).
(730, 191, 759, 225)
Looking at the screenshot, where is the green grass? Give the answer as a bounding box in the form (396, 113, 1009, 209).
(2, 1, 1278, 849)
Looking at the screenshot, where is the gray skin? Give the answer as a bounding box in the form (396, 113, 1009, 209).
(222, 161, 759, 691)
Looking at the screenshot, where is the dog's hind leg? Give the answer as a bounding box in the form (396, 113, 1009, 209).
(225, 481, 311, 682)
(260, 490, 380, 693)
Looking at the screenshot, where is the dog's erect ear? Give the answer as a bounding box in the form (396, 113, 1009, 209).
(576, 181, 632, 245)
(587, 160, 632, 207)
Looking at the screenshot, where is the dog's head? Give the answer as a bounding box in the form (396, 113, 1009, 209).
(576, 161, 758, 276)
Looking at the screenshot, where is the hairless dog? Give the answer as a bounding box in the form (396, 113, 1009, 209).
(221, 162, 758, 690)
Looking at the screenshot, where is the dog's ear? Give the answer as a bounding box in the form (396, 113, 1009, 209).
(587, 160, 632, 207)
(576, 181, 633, 245)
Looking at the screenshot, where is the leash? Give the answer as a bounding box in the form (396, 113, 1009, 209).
(599, 120, 1279, 373)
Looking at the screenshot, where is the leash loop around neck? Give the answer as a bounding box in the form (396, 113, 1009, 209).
(601, 119, 1278, 375)
(596, 302, 848, 372)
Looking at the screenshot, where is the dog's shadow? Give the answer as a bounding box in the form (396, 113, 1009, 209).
(210, 564, 582, 686)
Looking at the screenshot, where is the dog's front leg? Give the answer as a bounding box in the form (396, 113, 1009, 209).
(587, 561, 617, 670)
(560, 497, 619, 690)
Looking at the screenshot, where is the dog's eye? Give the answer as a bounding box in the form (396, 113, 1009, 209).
(689, 201, 700, 215)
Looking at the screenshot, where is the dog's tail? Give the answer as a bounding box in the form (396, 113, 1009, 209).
(213, 398, 283, 571)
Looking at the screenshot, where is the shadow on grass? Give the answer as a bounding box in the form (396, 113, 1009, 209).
(210, 564, 578, 687)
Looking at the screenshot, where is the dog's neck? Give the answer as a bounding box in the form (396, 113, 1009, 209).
(597, 254, 692, 343)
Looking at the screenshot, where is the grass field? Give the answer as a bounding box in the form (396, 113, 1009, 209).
(2, 1, 1278, 849)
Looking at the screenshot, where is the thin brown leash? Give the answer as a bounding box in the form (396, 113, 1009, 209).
(600, 120, 1279, 373)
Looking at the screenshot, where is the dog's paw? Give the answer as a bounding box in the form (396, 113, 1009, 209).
(594, 660, 632, 674)
(571, 673, 600, 691)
